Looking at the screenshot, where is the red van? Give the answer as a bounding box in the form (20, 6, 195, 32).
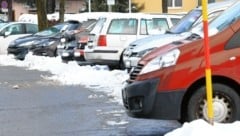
(122, 2, 240, 123)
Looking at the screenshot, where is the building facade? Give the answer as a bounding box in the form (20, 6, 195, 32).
(132, 0, 228, 13)
(12, 0, 85, 20)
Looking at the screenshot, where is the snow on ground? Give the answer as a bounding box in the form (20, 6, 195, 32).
(1, 54, 240, 136)
(165, 119, 240, 136)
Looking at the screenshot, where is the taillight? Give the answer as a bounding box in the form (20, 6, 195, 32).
(97, 35, 107, 47)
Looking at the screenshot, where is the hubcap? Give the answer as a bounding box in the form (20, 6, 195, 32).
(199, 95, 232, 123)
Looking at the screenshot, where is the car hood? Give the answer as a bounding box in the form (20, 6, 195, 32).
(10, 34, 60, 47)
(127, 32, 192, 53)
(141, 37, 195, 62)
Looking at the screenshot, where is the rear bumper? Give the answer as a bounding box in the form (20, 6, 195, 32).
(122, 78, 185, 120)
(84, 47, 120, 66)
(61, 50, 74, 61)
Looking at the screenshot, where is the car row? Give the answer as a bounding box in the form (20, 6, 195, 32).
(34, 12, 183, 66)
(7, 20, 81, 60)
(83, 13, 183, 69)
(122, 1, 240, 123)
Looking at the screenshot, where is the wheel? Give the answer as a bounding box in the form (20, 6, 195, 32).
(187, 83, 240, 123)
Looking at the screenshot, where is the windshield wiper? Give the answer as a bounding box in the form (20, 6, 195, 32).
(185, 33, 202, 40)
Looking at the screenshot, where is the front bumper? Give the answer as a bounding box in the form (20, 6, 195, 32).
(61, 50, 74, 61)
(122, 78, 185, 120)
(7, 47, 28, 60)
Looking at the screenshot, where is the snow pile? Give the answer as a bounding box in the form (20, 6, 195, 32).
(0, 54, 129, 104)
(165, 119, 240, 136)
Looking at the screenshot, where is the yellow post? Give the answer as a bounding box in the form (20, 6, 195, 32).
(202, 0, 214, 125)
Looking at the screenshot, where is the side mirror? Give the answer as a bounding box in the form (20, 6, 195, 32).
(4, 31, 11, 38)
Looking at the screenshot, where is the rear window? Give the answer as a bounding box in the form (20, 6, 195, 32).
(107, 19, 138, 35)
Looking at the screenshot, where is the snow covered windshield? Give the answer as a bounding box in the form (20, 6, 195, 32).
(169, 9, 202, 34)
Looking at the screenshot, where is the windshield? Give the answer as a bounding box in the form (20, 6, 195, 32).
(208, 2, 240, 32)
(34, 23, 69, 36)
(170, 9, 202, 34)
(0, 23, 8, 29)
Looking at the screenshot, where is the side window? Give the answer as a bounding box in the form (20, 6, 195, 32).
(140, 19, 147, 35)
(26, 24, 38, 33)
(5, 24, 23, 35)
(168, 0, 182, 7)
(108, 19, 137, 35)
(225, 30, 240, 50)
(152, 18, 169, 31)
(198, 0, 215, 6)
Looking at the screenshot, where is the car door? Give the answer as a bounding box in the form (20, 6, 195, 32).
(0, 23, 35, 54)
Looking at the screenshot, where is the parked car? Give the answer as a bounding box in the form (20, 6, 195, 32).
(84, 13, 183, 69)
(0, 22, 38, 54)
(122, 0, 235, 71)
(122, 1, 240, 123)
(7, 20, 81, 60)
(59, 19, 97, 63)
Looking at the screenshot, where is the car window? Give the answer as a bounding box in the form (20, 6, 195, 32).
(170, 9, 202, 34)
(152, 18, 169, 31)
(170, 18, 181, 26)
(26, 24, 38, 33)
(35, 26, 60, 36)
(5, 24, 23, 35)
(140, 19, 147, 35)
(0, 22, 7, 29)
(209, 2, 240, 32)
(107, 19, 137, 35)
(225, 30, 240, 50)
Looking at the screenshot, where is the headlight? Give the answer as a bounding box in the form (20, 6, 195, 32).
(136, 47, 156, 57)
(140, 49, 180, 75)
(9, 41, 16, 46)
(61, 38, 66, 43)
(42, 41, 55, 46)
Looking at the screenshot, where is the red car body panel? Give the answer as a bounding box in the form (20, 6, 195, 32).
(138, 20, 240, 92)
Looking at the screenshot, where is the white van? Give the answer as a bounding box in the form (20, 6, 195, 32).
(84, 13, 182, 68)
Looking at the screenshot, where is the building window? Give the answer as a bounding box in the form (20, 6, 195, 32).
(198, 0, 215, 6)
(168, 0, 182, 8)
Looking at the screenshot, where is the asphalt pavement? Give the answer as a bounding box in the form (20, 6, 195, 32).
(0, 65, 181, 136)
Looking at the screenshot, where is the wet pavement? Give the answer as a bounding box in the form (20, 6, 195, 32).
(0, 66, 181, 136)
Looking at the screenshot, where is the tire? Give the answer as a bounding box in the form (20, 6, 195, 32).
(118, 52, 126, 70)
(187, 83, 240, 123)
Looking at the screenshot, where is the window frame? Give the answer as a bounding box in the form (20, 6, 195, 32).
(168, 0, 182, 8)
